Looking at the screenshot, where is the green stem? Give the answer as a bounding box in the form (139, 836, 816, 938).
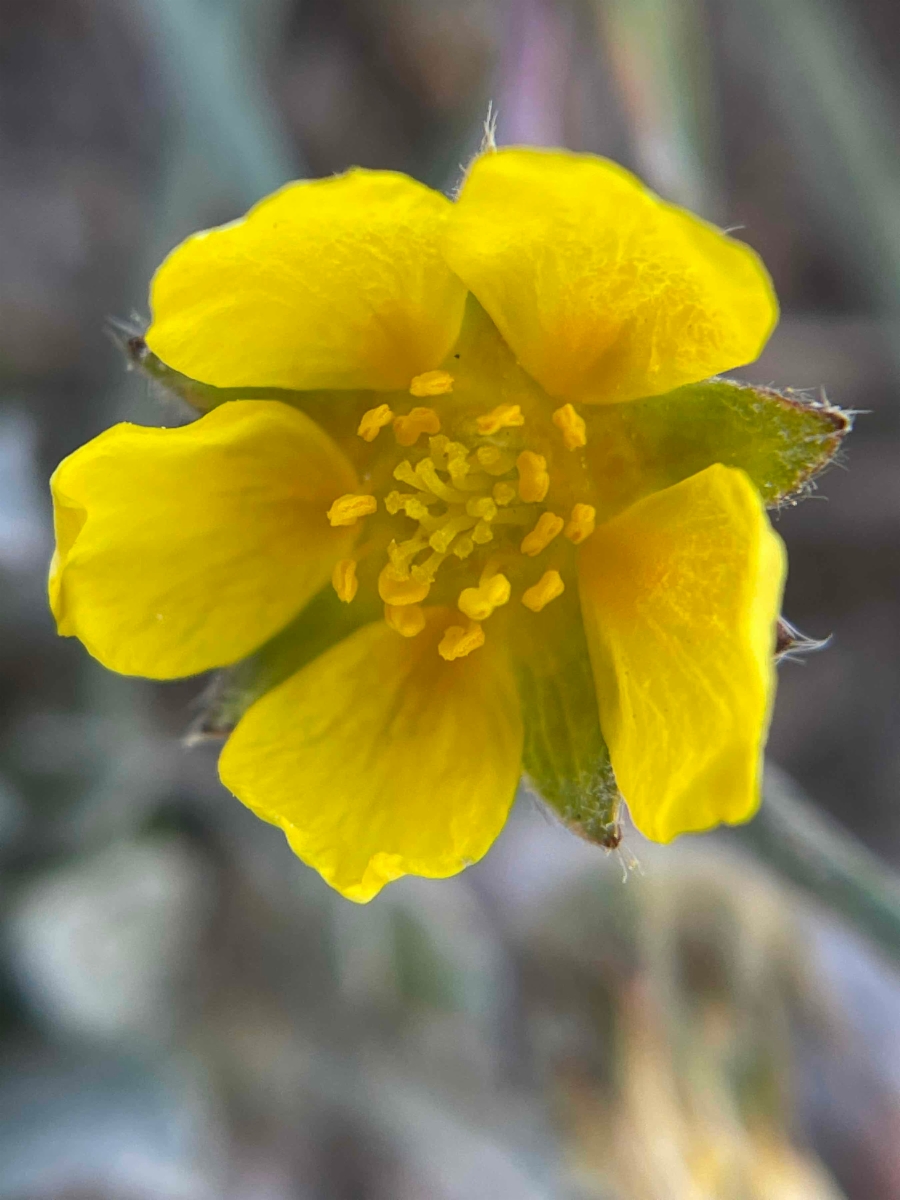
(734, 765, 900, 966)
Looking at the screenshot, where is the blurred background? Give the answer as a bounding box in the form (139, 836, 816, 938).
(1, 0, 899, 1196)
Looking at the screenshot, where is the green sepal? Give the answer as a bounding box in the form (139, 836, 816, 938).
(187, 583, 379, 743)
(584, 378, 851, 518)
(514, 588, 621, 847)
(109, 319, 297, 414)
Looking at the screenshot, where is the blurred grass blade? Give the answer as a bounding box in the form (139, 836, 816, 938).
(735, 765, 900, 967)
(597, 0, 722, 217)
(738, 0, 900, 316)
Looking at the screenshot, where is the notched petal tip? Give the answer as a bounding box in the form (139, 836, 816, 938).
(219, 611, 523, 901)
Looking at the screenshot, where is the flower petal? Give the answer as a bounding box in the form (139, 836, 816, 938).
(146, 170, 467, 391)
(578, 464, 785, 841)
(445, 148, 777, 405)
(50, 401, 357, 679)
(218, 610, 523, 902)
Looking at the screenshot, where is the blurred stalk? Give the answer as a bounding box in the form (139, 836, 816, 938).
(596, 0, 722, 218)
(131, 0, 300, 261)
(734, 765, 900, 968)
(76, 0, 304, 848)
(737, 0, 900, 335)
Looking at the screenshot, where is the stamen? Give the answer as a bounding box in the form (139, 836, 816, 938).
(565, 503, 597, 544)
(452, 536, 475, 559)
(411, 550, 449, 583)
(438, 620, 485, 661)
(492, 481, 517, 506)
(327, 493, 377, 527)
(428, 435, 450, 468)
(409, 370, 454, 397)
(357, 403, 395, 442)
(552, 403, 587, 450)
(414, 458, 469, 504)
(465, 496, 497, 521)
(516, 451, 550, 502)
(394, 406, 442, 447)
(331, 559, 358, 603)
(522, 569, 565, 612)
(457, 572, 511, 621)
(476, 403, 525, 434)
(378, 563, 430, 605)
(384, 603, 426, 637)
(429, 514, 476, 553)
(472, 520, 494, 544)
(520, 512, 564, 556)
(444, 441, 471, 482)
(388, 534, 429, 570)
(476, 446, 516, 476)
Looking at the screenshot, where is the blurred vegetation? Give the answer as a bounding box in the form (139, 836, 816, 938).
(0, 0, 899, 1196)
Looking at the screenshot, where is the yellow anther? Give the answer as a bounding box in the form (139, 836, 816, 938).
(378, 563, 430, 605)
(517, 451, 550, 502)
(492, 481, 517, 506)
(452, 536, 475, 559)
(438, 620, 485, 661)
(457, 573, 511, 621)
(520, 511, 564, 556)
(472, 520, 494, 544)
(409, 370, 454, 397)
(476, 403, 525, 435)
(552, 403, 587, 450)
(484, 572, 512, 607)
(565, 502, 597, 544)
(357, 403, 395, 442)
(327, 493, 377, 527)
(384, 603, 426, 637)
(522, 569, 565, 612)
(394, 406, 442, 447)
(466, 495, 497, 520)
(476, 445, 517, 476)
(331, 559, 358, 603)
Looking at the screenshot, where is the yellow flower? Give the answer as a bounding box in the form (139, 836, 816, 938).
(49, 148, 848, 902)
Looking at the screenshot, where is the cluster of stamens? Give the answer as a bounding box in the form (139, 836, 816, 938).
(325, 372, 596, 661)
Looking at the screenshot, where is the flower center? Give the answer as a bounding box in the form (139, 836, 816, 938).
(327, 388, 596, 660)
